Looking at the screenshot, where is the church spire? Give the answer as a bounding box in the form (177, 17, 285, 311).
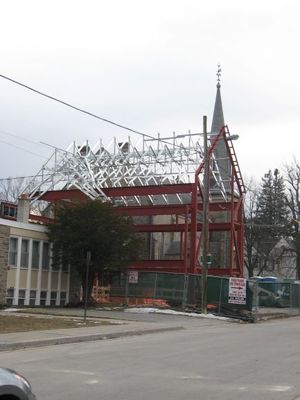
(209, 65, 231, 193)
(216, 64, 221, 88)
(210, 64, 225, 135)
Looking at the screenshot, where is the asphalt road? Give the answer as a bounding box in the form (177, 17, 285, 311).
(1, 314, 300, 400)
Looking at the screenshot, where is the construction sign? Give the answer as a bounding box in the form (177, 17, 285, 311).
(228, 277, 246, 305)
(128, 271, 139, 284)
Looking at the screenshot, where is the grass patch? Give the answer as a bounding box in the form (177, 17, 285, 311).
(0, 314, 112, 334)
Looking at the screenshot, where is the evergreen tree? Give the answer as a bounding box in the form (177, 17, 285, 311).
(254, 169, 290, 274)
(47, 200, 143, 302)
(256, 169, 289, 229)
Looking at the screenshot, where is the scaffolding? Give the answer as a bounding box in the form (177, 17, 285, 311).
(24, 125, 245, 277)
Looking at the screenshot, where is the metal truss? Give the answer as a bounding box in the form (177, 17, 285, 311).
(24, 131, 235, 206)
(23, 125, 245, 277)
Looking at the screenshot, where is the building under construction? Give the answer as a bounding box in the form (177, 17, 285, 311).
(18, 79, 245, 279)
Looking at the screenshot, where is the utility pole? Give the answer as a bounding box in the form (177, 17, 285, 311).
(83, 250, 92, 323)
(201, 116, 209, 314)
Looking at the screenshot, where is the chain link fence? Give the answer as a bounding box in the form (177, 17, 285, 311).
(110, 272, 254, 320)
(250, 280, 300, 319)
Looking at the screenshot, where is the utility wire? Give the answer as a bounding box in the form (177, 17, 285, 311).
(0, 138, 45, 158)
(0, 129, 42, 146)
(0, 73, 200, 150)
(0, 174, 48, 181)
(0, 73, 156, 140)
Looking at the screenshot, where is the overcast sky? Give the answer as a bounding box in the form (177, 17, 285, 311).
(0, 0, 299, 183)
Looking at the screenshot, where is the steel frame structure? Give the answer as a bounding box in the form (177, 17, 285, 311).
(25, 126, 245, 277)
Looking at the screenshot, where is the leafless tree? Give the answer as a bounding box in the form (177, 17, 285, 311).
(244, 178, 260, 277)
(284, 158, 300, 279)
(0, 177, 28, 202)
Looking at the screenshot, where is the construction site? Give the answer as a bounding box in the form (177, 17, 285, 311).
(0, 77, 246, 309)
(20, 79, 245, 279)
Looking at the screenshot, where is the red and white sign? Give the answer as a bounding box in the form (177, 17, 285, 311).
(128, 271, 139, 284)
(228, 277, 246, 305)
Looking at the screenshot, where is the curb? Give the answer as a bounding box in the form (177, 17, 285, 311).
(0, 326, 184, 352)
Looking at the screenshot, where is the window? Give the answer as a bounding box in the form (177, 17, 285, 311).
(32, 241, 40, 269)
(2, 204, 17, 218)
(20, 239, 29, 268)
(60, 291, 67, 306)
(6, 287, 14, 305)
(29, 290, 36, 306)
(8, 237, 18, 266)
(40, 290, 47, 306)
(50, 291, 57, 306)
(42, 242, 50, 270)
(18, 289, 26, 306)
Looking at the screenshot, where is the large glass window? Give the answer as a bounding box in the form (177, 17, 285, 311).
(40, 290, 47, 306)
(50, 291, 57, 306)
(42, 242, 50, 270)
(20, 239, 29, 268)
(32, 241, 40, 269)
(18, 289, 26, 305)
(8, 237, 18, 266)
(6, 287, 14, 305)
(29, 290, 36, 306)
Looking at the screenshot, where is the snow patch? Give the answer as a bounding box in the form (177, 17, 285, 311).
(124, 307, 231, 320)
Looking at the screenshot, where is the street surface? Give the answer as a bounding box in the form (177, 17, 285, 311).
(1, 313, 300, 400)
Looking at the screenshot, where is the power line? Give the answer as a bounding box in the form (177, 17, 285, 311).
(0, 129, 42, 146)
(0, 73, 156, 140)
(0, 174, 49, 181)
(0, 138, 45, 158)
(0, 72, 208, 161)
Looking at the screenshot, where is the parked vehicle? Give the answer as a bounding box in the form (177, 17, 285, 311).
(0, 368, 36, 399)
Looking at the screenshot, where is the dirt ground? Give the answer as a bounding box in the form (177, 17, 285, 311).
(0, 313, 112, 333)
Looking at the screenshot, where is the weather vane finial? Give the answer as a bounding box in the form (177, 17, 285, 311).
(216, 64, 222, 88)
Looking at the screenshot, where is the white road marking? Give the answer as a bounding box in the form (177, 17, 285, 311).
(85, 379, 99, 385)
(179, 376, 292, 393)
(50, 369, 95, 376)
(267, 385, 292, 392)
(180, 375, 206, 380)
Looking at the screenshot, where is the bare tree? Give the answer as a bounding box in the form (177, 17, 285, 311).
(244, 178, 260, 277)
(284, 159, 300, 279)
(0, 177, 28, 202)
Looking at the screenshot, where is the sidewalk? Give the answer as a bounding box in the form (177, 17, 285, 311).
(0, 310, 184, 351)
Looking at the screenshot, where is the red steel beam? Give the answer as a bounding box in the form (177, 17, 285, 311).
(135, 222, 239, 233)
(128, 259, 185, 270)
(117, 202, 238, 217)
(116, 204, 190, 216)
(127, 262, 241, 277)
(29, 214, 54, 224)
(39, 189, 88, 201)
(103, 183, 194, 197)
(38, 184, 193, 201)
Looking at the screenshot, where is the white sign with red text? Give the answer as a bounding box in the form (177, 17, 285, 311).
(228, 277, 246, 305)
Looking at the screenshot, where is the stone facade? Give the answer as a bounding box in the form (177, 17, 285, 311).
(0, 225, 9, 305)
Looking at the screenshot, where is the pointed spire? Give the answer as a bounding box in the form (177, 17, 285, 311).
(210, 65, 231, 194)
(216, 64, 222, 88)
(211, 64, 225, 135)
